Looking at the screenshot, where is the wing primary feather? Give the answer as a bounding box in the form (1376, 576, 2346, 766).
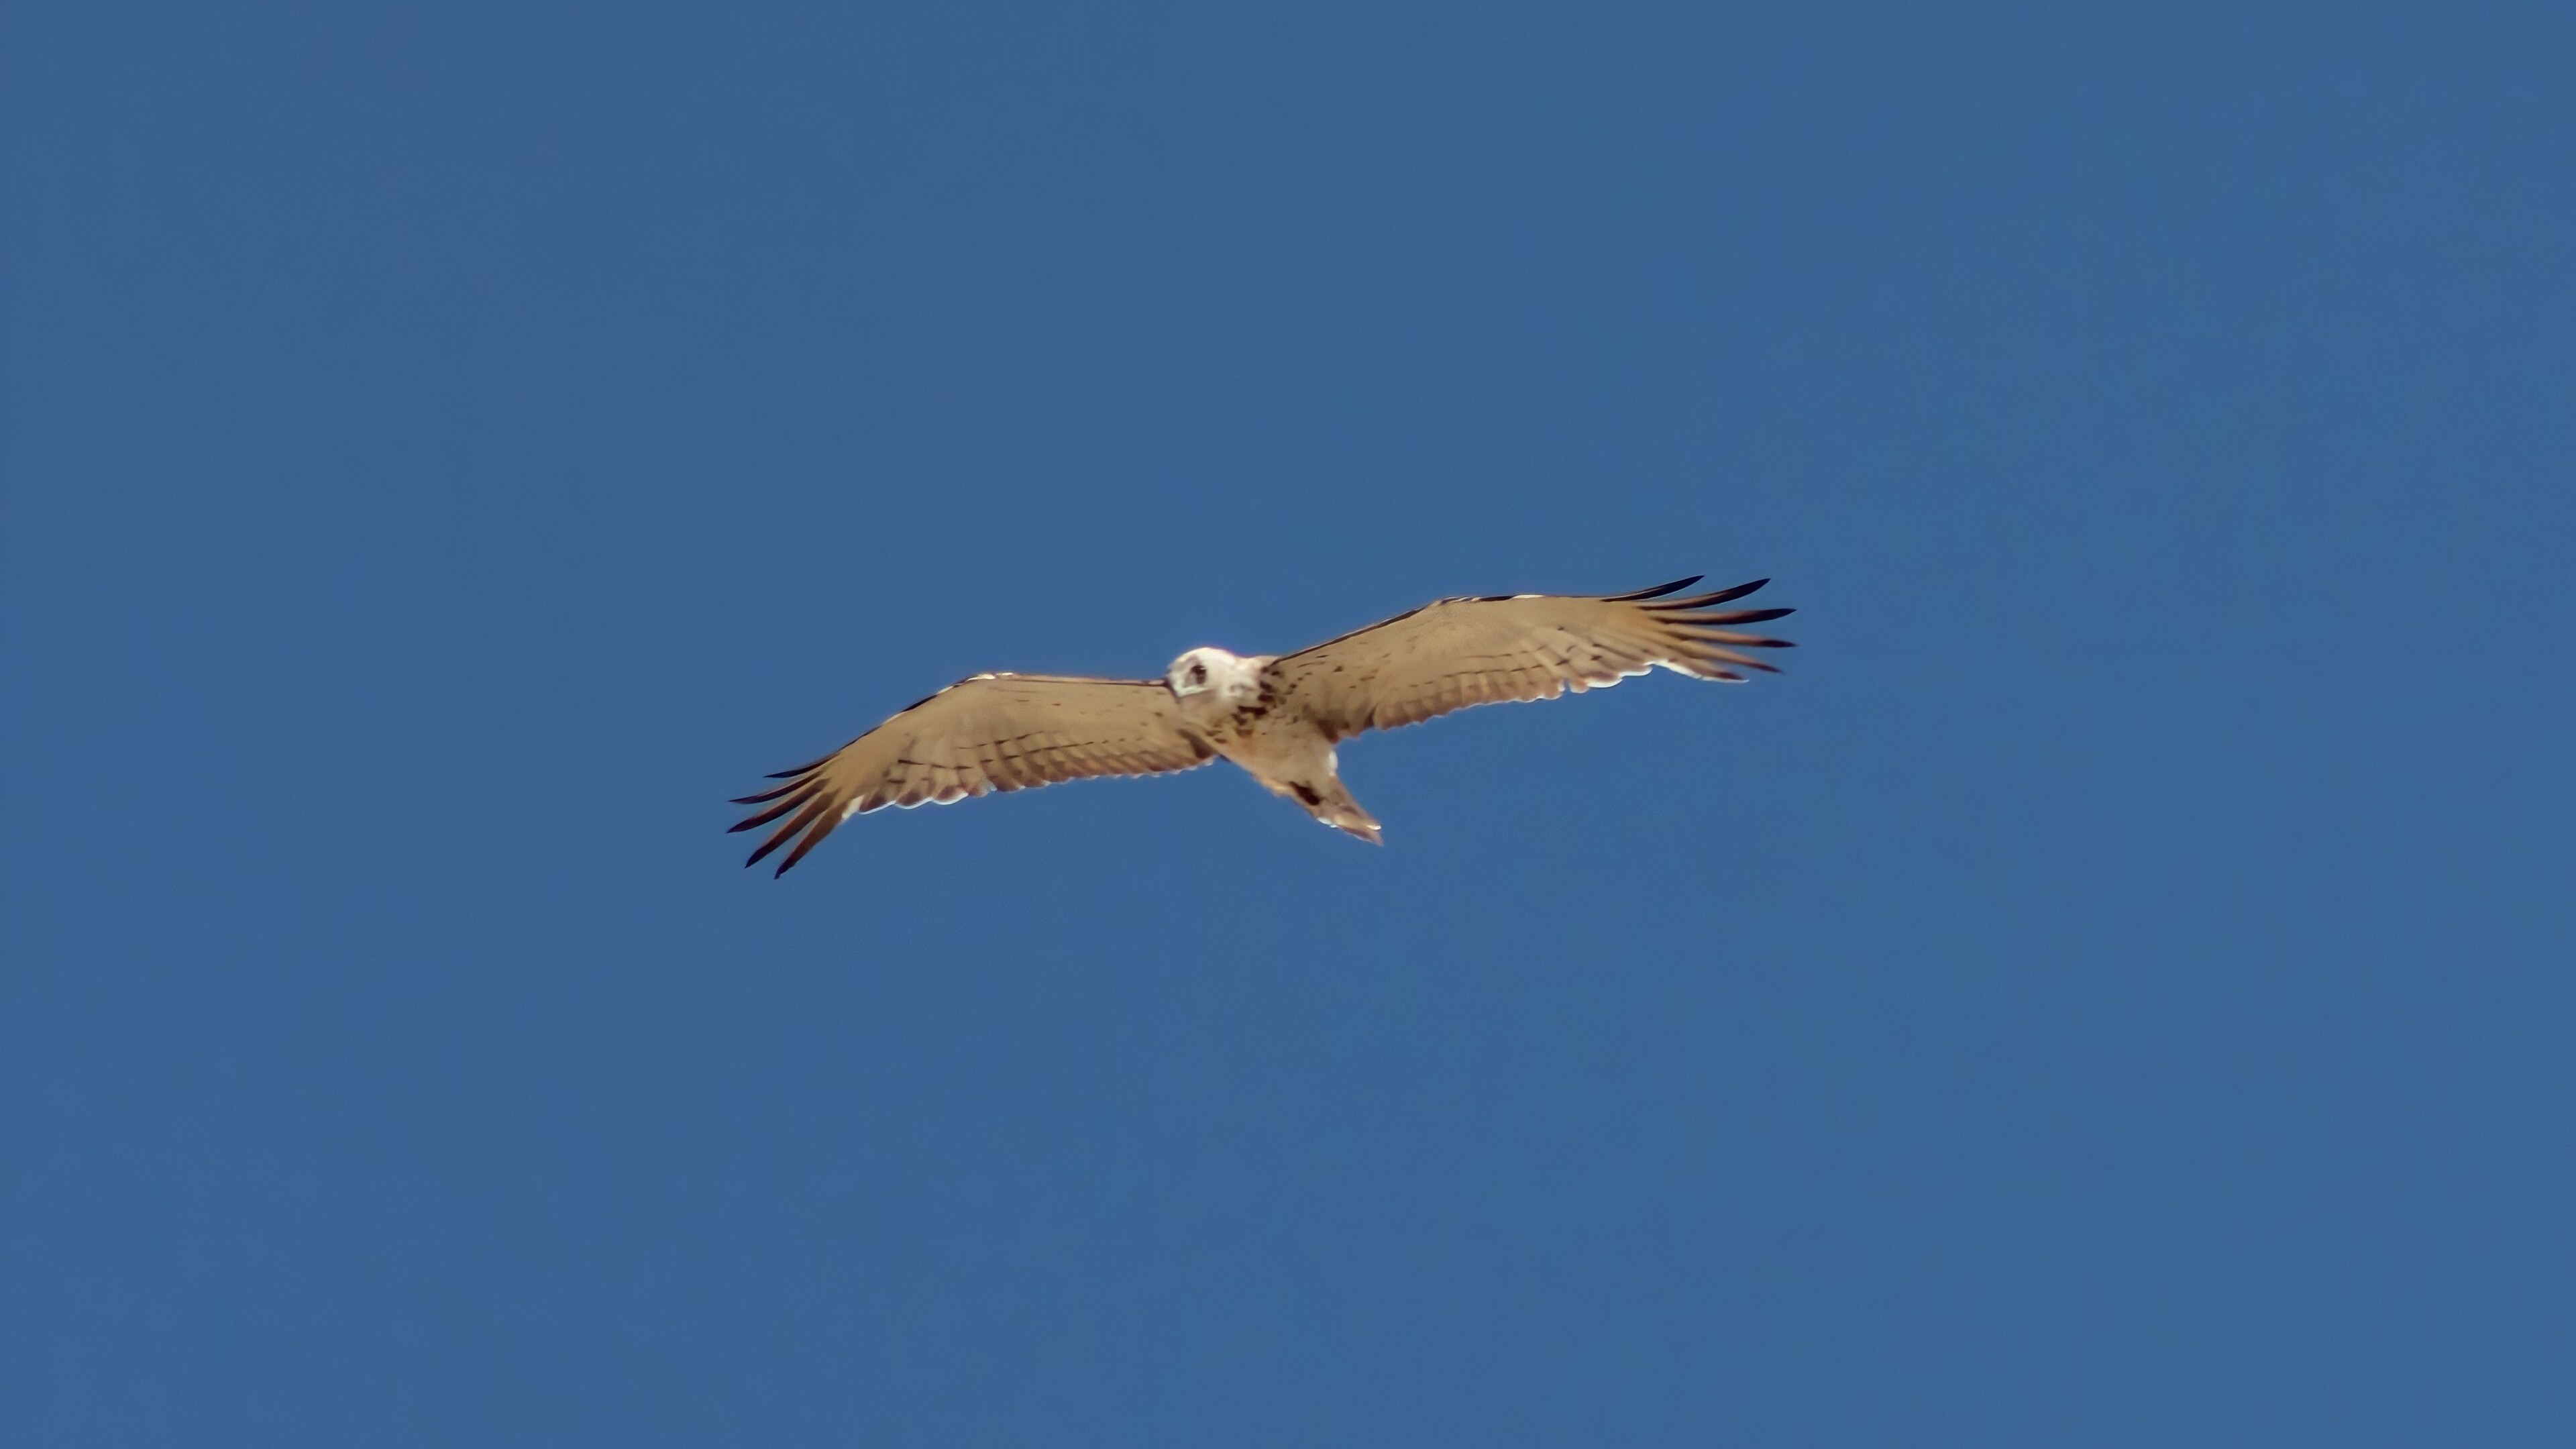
(1644, 578, 1768, 609)
(765, 754, 835, 780)
(1679, 629, 1796, 647)
(731, 779, 809, 805)
(1666, 604, 1794, 625)
(1602, 576, 1704, 602)
(745, 794, 837, 868)
(729, 790, 816, 833)
(775, 815, 842, 875)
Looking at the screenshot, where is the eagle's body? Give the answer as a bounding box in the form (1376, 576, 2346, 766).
(1167, 646, 1381, 841)
(731, 576, 1793, 873)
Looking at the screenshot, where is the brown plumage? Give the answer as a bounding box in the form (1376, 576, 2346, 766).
(731, 576, 1792, 873)
(1266, 576, 1792, 736)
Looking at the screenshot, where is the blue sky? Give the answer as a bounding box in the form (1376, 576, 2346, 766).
(5, 2, 2571, 1444)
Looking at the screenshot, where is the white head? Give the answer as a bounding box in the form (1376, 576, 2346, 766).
(1165, 647, 1261, 704)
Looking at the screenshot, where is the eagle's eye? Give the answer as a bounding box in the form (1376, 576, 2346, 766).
(1189, 663, 1207, 684)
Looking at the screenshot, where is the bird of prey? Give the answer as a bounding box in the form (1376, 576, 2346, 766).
(730, 576, 1793, 873)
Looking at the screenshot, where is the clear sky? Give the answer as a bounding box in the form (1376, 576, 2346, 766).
(5, 2, 2571, 1444)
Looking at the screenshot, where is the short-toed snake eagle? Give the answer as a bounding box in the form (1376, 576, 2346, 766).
(731, 576, 1793, 873)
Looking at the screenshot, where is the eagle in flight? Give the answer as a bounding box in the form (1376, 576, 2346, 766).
(731, 576, 1793, 873)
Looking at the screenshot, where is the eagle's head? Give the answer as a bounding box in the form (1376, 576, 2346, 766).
(1166, 647, 1260, 704)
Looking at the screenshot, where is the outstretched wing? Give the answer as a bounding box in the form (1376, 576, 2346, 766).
(1265, 577, 1794, 738)
(729, 673, 1216, 875)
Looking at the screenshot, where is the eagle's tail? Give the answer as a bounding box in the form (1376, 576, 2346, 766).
(1279, 774, 1383, 845)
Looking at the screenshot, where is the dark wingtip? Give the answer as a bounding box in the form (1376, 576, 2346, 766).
(743, 796, 831, 869)
(1650, 577, 1768, 608)
(775, 824, 835, 875)
(1605, 576, 1705, 602)
(729, 790, 815, 833)
(1648, 581, 1777, 612)
(1670, 608, 1796, 637)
